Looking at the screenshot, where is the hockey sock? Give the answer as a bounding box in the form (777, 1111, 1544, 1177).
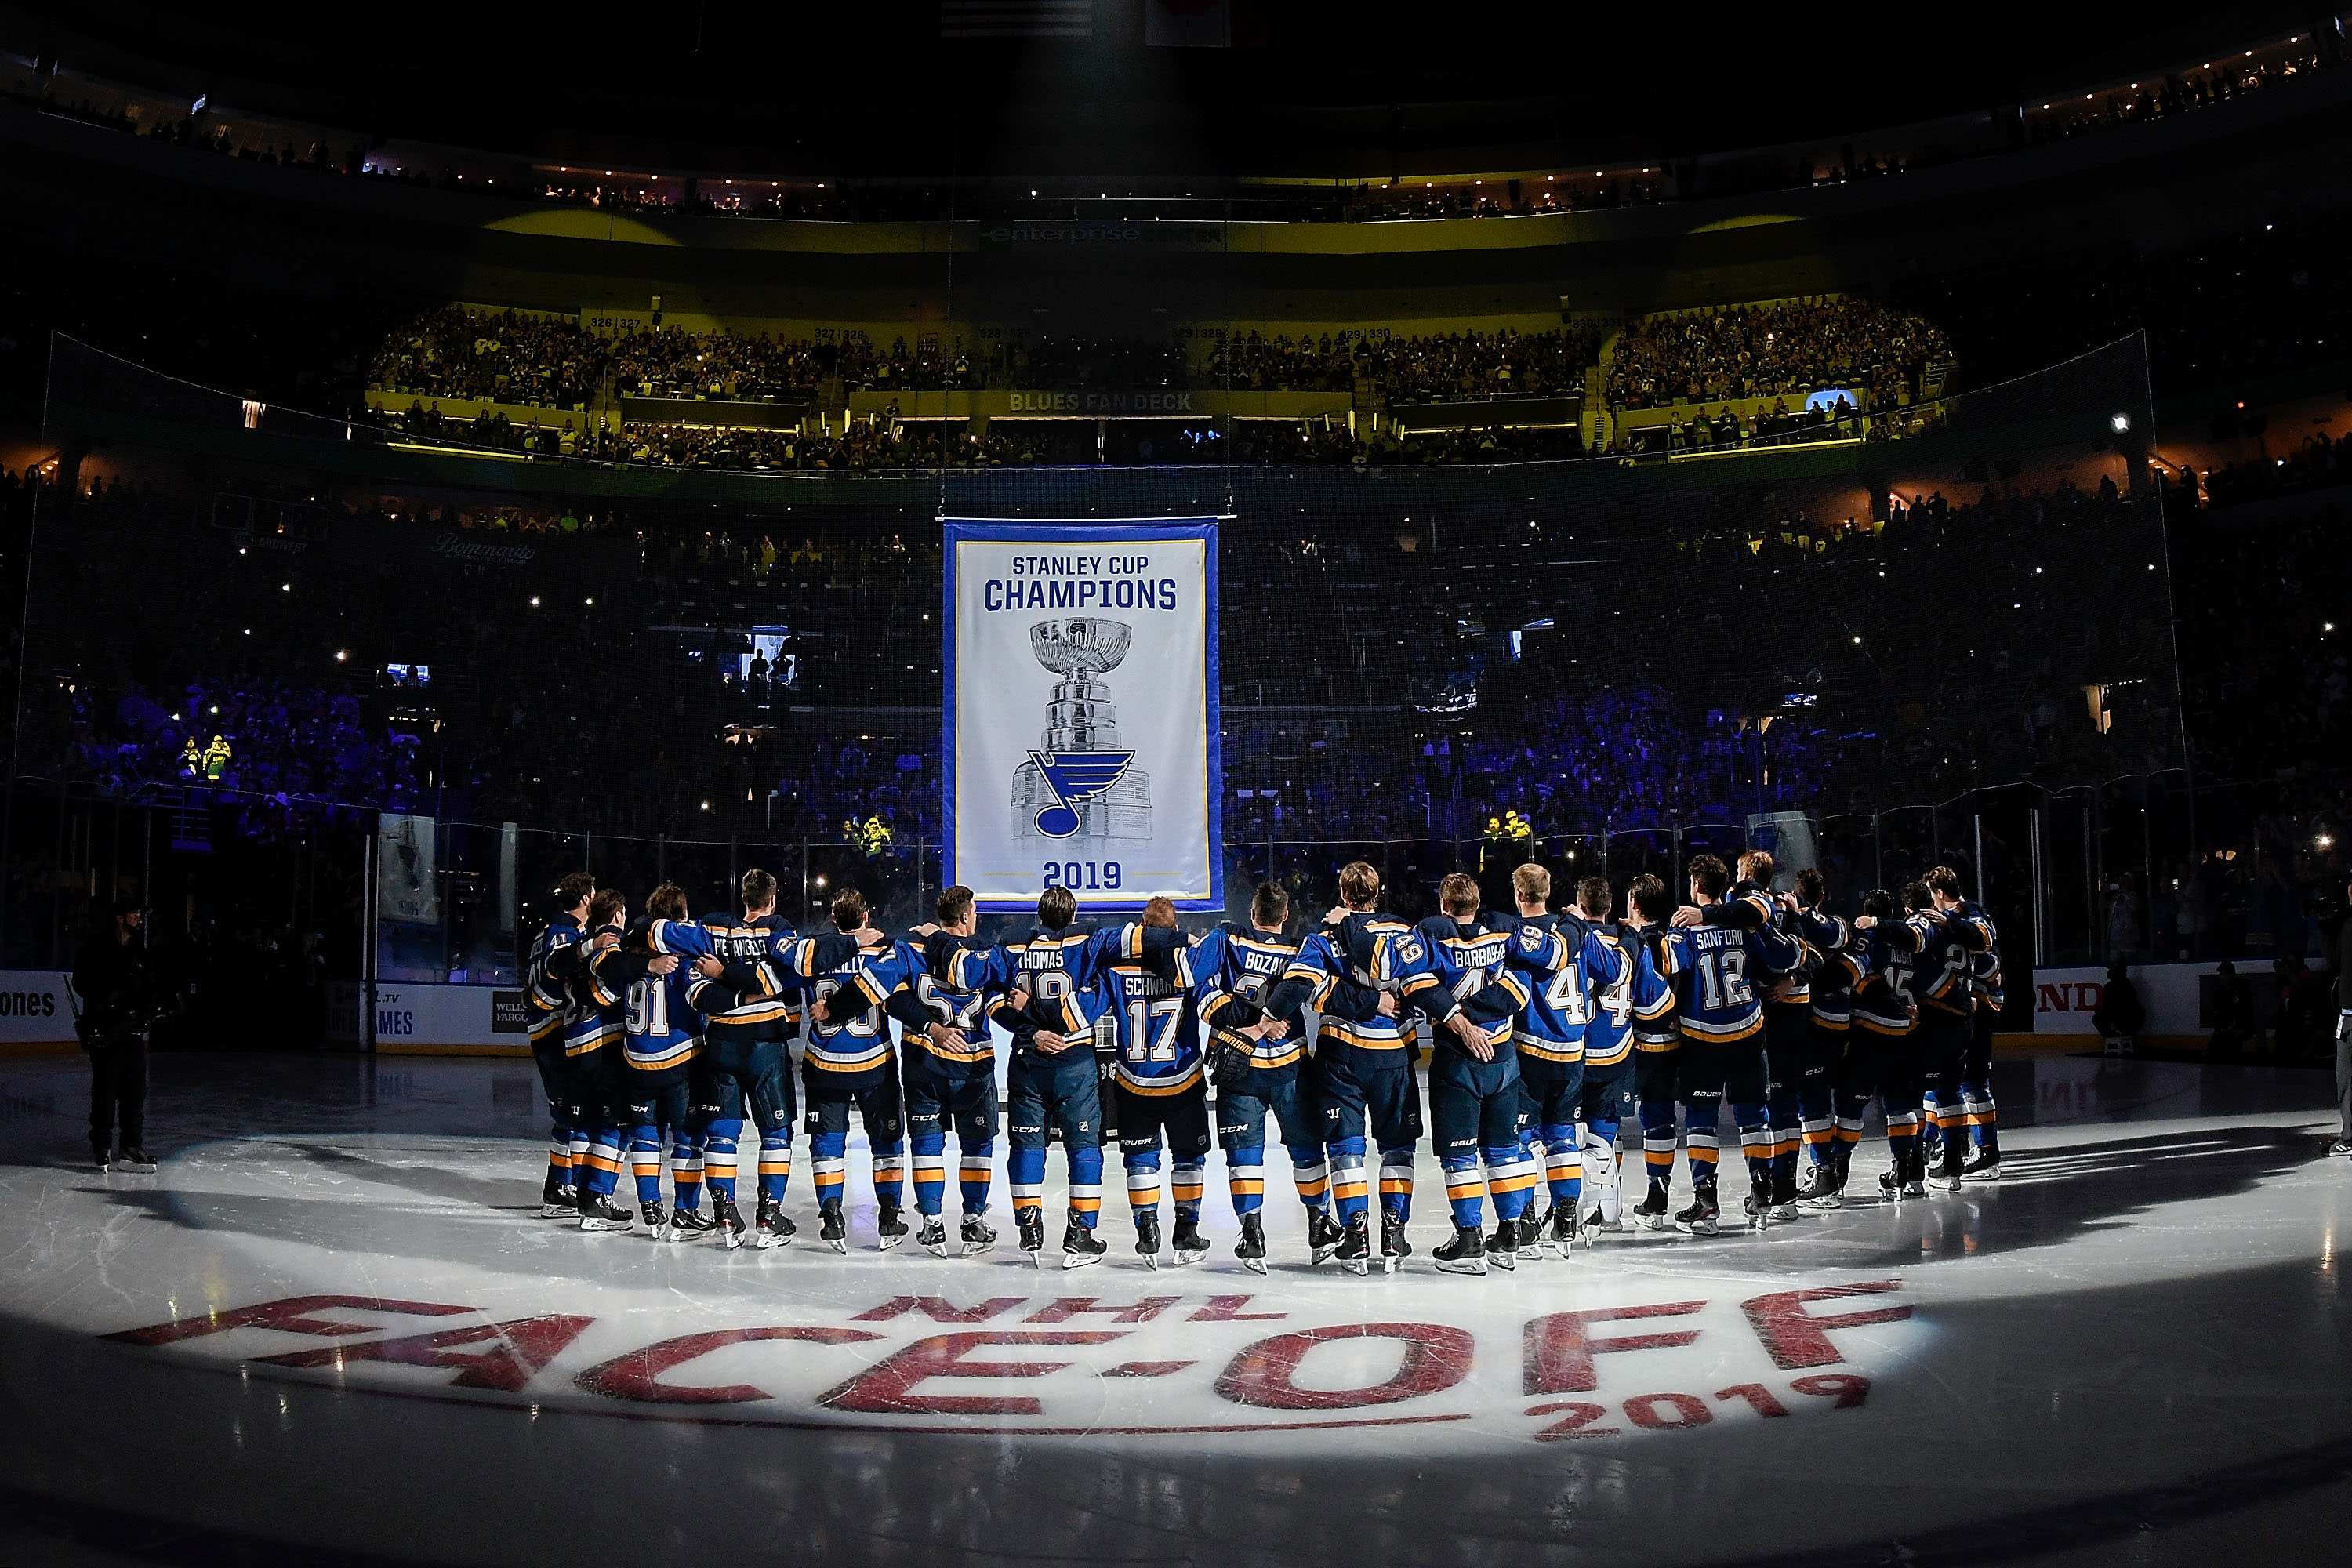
(1486, 1143, 1537, 1222)
(1801, 1114, 1835, 1171)
(1127, 1149, 1163, 1226)
(910, 1131, 947, 1217)
(701, 1120, 742, 1203)
(583, 1130, 624, 1199)
(550, 1117, 579, 1193)
(1289, 1148, 1330, 1212)
(1966, 1091, 2000, 1156)
(1329, 1138, 1369, 1224)
(758, 1131, 792, 1205)
(1377, 1148, 1415, 1223)
(1640, 1098, 1679, 1193)
(1227, 1145, 1267, 1216)
(870, 1142, 906, 1211)
(1008, 1144, 1047, 1216)
(1069, 1142, 1102, 1229)
(1886, 1109, 1922, 1170)
(546, 1104, 576, 1192)
(1833, 1114, 1865, 1183)
(1936, 1102, 1967, 1162)
(1684, 1123, 1722, 1185)
(1918, 1090, 1945, 1159)
(959, 1142, 994, 1215)
(670, 1132, 703, 1213)
(1733, 1105, 1771, 1193)
(1541, 1122, 1581, 1209)
(629, 1126, 664, 1206)
(1171, 1159, 1207, 1223)
(1441, 1154, 1485, 1230)
(811, 1130, 848, 1208)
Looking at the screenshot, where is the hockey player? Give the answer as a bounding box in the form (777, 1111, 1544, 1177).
(949, 888, 1179, 1269)
(1486, 866, 1608, 1261)
(1915, 866, 1996, 1190)
(1163, 881, 1384, 1272)
(829, 885, 1013, 1259)
(1784, 869, 1869, 1207)
(688, 869, 864, 1250)
(1654, 855, 1806, 1235)
(564, 889, 637, 1231)
(1962, 938, 2006, 1179)
(521, 871, 597, 1217)
(792, 890, 913, 1252)
(1261, 861, 1494, 1275)
(1849, 884, 1940, 1200)
(1673, 851, 1810, 1218)
(1563, 874, 1672, 1241)
(1102, 897, 1213, 1269)
(1417, 872, 1546, 1276)
(1624, 875, 1689, 1231)
(586, 885, 714, 1236)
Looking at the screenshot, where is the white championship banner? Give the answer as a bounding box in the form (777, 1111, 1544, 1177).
(944, 518, 1222, 913)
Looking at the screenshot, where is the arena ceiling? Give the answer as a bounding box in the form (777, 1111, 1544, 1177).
(2, 0, 2325, 179)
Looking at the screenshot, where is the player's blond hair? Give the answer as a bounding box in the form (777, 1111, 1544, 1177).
(1512, 862, 1551, 905)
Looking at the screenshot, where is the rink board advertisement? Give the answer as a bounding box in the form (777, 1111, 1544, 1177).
(943, 518, 1221, 913)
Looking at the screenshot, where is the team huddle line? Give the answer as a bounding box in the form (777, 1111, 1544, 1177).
(521, 851, 2002, 1274)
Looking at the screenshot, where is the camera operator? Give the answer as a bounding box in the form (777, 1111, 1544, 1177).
(74, 897, 159, 1172)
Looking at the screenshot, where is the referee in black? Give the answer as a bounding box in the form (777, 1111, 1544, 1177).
(74, 897, 158, 1172)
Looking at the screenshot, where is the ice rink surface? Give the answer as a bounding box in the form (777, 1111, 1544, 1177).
(0, 1049, 2347, 1567)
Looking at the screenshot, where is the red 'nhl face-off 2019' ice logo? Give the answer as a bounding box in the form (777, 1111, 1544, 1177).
(101, 1281, 1911, 1442)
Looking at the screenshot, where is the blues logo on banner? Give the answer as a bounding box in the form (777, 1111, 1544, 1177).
(944, 519, 1221, 913)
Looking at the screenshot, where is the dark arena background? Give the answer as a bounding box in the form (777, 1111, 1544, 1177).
(1, 4, 2350, 1565)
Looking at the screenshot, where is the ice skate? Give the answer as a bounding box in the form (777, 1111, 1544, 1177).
(1016, 1207, 1047, 1265)
(1380, 1213, 1411, 1272)
(576, 1195, 634, 1232)
(1335, 1213, 1372, 1276)
(112, 1148, 158, 1174)
(1547, 1203, 1581, 1254)
(917, 1215, 949, 1257)
(1674, 1184, 1721, 1236)
(1170, 1217, 1210, 1266)
(960, 1213, 996, 1257)
(819, 1200, 848, 1254)
(1483, 1219, 1517, 1271)
(1306, 1208, 1345, 1265)
(1235, 1213, 1268, 1274)
(669, 1204, 717, 1238)
(756, 1197, 795, 1250)
(640, 1200, 670, 1241)
(876, 1205, 908, 1251)
(1632, 1186, 1673, 1232)
(538, 1171, 576, 1218)
(711, 1195, 747, 1250)
(1963, 1149, 2002, 1181)
(1062, 1220, 1105, 1270)
(1796, 1162, 1843, 1209)
(1134, 1211, 1162, 1269)
(1433, 1225, 1487, 1276)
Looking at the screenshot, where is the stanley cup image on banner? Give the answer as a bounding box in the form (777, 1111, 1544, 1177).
(1010, 618, 1152, 847)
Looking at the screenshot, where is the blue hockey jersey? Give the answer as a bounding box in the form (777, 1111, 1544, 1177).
(1655, 909, 1805, 1046)
(1851, 913, 1936, 1036)
(1919, 902, 1996, 1018)
(1504, 910, 1631, 1065)
(801, 938, 912, 1076)
(1577, 924, 1673, 1071)
(524, 914, 586, 1047)
(1267, 913, 1459, 1062)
